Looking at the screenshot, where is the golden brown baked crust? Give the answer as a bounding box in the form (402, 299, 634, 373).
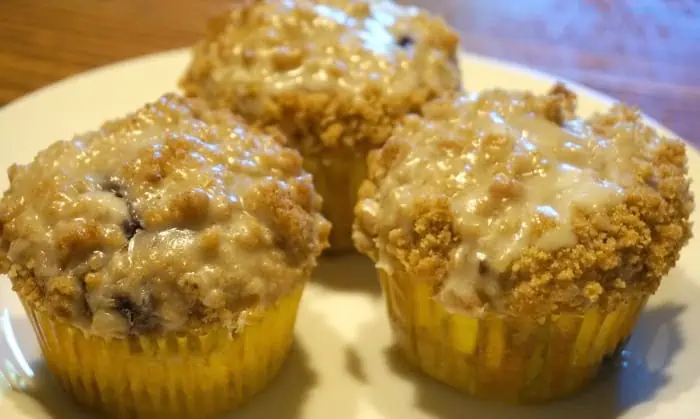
(354, 86, 694, 318)
(179, 0, 462, 155)
(0, 94, 330, 336)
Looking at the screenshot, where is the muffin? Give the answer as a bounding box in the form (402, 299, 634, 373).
(180, 0, 462, 250)
(0, 94, 330, 418)
(353, 85, 694, 402)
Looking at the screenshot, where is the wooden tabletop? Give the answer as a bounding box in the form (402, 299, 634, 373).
(0, 0, 698, 147)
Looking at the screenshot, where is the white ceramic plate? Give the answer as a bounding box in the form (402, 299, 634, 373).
(0, 49, 699, 419)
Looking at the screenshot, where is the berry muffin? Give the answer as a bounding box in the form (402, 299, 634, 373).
(0, 94, 330, 418)
(353, 85, 694, 402)
(180, 0, 462, 250)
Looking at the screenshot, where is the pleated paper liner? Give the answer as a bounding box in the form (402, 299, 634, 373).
(21, 286, 304, 419)
(379, 271, 647, 403)
(303, 151, 367, 252)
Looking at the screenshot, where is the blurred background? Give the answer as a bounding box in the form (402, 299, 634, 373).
(0, 0, 697, 142)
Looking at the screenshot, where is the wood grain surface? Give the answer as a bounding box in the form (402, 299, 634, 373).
(0, 0, 698, 146)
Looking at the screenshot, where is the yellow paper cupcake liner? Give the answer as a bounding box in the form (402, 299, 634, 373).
(303, 151, 367, 252)
(379, 272, 647, 403)
(22, 286, 304, 419)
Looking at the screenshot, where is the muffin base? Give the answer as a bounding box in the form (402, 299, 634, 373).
(302, 150, 367, 252)
(22, 287, 304, 419)
(379, 271, 647, 403)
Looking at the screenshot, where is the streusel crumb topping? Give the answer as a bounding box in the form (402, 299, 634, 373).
(354, 85, 693, 317)
(0, 94, 330, 336)
(180, 0, 461, 153)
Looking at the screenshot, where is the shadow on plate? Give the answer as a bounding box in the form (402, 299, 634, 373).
(222, 339, 317, 419)
(356, 270, 700, 419)
(312, 253, 381, 296)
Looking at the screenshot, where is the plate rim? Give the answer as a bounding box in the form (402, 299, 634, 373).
(0, 47, 699, 419)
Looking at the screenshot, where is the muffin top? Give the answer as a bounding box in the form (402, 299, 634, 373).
(0, 94, 330, 337)
(181, 0, 461, 153)
(354, 85, 693, 318)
